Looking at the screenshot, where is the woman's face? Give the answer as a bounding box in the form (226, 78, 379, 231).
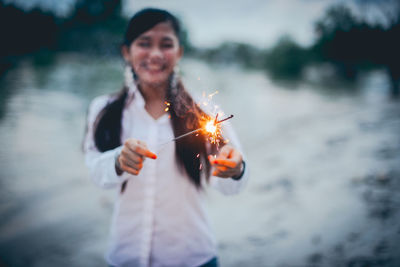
(123, 22, 183, 89)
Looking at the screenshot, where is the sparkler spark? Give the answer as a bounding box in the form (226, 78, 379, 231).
(201, 114, 234, 145)
(205, 121, 217, 134)
(158, 114, 234, 146)
(208, 91, 219, 99)
(164, 101, 170, 112)
(158, 90, 233, 151)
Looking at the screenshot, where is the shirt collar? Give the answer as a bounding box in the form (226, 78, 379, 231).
(127, 83, 169, 124)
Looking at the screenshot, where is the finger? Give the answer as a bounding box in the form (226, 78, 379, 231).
(136, 140, 156, 159)
(124, 140, 141, 158)
(120, 158, 143, 171)
(121, 148, 143, 164)
(125, 140, 157, 160)
(229, 148, 242, 163)
(135, 145, 157, 160)
(208, 155, 234, 168)
(212, 159, 237, 168)
(120, 161, 139, 175)
(137, 140, 146, 146)
(218, 145, 233, 159)
(216, 166, 228, 172)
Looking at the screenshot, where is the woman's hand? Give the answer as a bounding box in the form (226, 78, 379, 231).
(208, 145, 243, 178)
(117, 139, 157, 175)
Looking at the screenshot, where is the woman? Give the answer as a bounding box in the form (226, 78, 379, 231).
(84, 8, 248, 267)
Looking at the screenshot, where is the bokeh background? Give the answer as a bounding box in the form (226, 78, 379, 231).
(0, 0, 400, 266)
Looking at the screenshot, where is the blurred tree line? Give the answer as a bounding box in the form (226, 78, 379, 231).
(0, 0, 127, 74)
(1, 0, 399, 96)
(198, 1, 400, 96)
(312, 1, 400, 96)
(0, 0, 192, 75)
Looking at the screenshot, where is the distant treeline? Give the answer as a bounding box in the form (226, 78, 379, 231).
(0, 0, 197, 73)
(0, 0, 127, 72)
(195, 3, 400, 96)
(1, 1, 399, 95)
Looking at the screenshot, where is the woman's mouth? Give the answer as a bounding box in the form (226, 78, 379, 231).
(148, 65, 163, 71)
(141, 62, 166, 72)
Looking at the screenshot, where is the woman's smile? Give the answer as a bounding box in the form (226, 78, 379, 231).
(122, 22, 183, 88)
(141, 61, 166, 72)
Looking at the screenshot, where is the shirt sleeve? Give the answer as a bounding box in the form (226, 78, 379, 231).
(83, 95, 131, 189)
(209, 121, 249, 195)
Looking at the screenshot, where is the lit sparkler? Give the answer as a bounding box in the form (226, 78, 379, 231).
(159, 90, 232, 148)
(158, 114, 234, 146)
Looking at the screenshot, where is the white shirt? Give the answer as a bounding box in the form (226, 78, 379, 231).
(84, 85, 248, 267)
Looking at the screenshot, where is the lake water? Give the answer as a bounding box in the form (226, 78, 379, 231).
(0, 54, 399, 266)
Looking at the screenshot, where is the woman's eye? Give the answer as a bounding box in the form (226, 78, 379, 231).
(138, 42, 150, 47)
(161, 43, 173, 48)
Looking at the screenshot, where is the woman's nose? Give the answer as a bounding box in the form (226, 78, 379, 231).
(149, 47, 163, 59)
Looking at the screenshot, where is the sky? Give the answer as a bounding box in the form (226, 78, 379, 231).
(123, 0, 341, 48)
(5, 0, 383, 49)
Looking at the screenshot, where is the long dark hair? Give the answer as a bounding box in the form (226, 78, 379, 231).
(93, 8, 215, 189)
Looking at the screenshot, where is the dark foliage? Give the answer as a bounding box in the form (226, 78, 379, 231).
(311, 3, 400, 95)
(264, 36, 311, 79)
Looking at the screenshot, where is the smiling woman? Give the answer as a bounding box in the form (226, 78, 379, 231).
(83, 8, 248, 267)
(122, 22, 183, 90)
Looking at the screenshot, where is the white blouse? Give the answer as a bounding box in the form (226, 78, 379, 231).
(84, 85, 248, 267)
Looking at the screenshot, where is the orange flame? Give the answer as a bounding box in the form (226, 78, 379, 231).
(205, 121, 217, 134)
(200, 114, 222, 145)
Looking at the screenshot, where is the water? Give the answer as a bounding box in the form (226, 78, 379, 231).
(0, 54, 399, 266)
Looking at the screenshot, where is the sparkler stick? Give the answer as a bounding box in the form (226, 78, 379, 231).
(170, 128, 202, 142)
(215, 114, 233, 124)
(157, 114, 234, 147)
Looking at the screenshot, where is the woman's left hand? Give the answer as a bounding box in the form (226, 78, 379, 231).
(208, 145, 243, 178)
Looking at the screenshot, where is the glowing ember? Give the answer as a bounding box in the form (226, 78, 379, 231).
(164, 101, 171, 112)
(157, 88, 233, 149)
(205, 121, 217, 134)
(208, 91, 219, 99)
(157, 114, 233, 147)
(199, 113, 232, 145)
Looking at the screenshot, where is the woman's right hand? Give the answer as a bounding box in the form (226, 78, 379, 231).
(116, 139, 157, 176)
